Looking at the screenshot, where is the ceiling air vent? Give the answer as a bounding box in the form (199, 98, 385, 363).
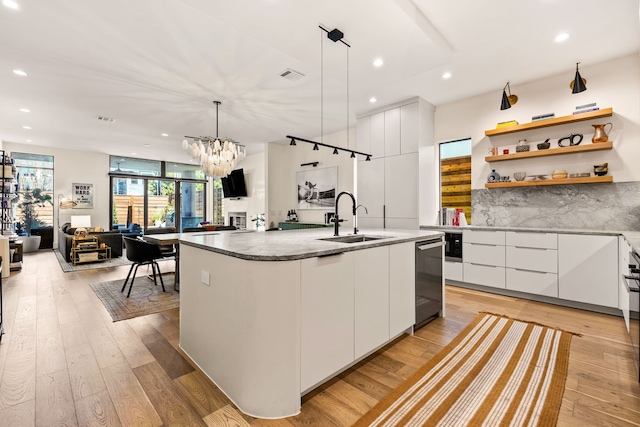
(280, 68, 305, 82)
(96, 115, 116, 123)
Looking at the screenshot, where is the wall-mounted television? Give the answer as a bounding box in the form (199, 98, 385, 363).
(221, 168, 248, 198)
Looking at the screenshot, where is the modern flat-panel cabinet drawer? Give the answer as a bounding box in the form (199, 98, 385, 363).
(505, 246, 558, 273)
(506, 268, 558, 297)
(463, 263, 505, 289)
(463, 230, 505, 246)
(464, 242, 505, 267)
(445, 261, 463, 282)
(506, 232, 557, 249)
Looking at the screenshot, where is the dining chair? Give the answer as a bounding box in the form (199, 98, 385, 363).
(121, 236, 166, 297)
(182, 227, 204, 233)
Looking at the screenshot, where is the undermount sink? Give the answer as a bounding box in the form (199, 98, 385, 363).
(318, 235, 389, 244)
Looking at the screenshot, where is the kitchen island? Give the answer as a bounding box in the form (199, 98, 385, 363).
(177, 228, 443, 419)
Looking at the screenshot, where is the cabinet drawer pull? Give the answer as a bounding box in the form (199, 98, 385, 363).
(514, 246, 548, 250)
(470, 263, 499, 268)
(469, 243, 497, 247)
(318, 252, 344, 258)
(515, 268, 548, 274)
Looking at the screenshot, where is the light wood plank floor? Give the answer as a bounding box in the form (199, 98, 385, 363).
(0, 250, 638, 426)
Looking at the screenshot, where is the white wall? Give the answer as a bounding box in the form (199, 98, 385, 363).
(4, 142, 111, 239)
(434, 54, 640, 189)
(223, 151, 266, 230)
(266, 128, 356, 229)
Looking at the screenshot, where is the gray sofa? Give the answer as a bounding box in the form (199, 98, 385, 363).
(58, 223, 124, 262)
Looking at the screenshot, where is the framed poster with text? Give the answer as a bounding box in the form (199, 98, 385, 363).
(72, 183, 93, 208)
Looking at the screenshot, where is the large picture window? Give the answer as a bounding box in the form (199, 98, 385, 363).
(13, 152, 54, 230)
(109, 156, 208, 232)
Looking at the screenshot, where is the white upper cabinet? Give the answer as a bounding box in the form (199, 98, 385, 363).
(384, 108, 401, 157)
(400, 102, 419, 154)
(356, 115, 371, 154)
(384, 153, 418, 220)
(370, 112, 385, 159)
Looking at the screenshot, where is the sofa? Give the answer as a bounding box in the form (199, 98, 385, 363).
(58, 223, 124, 262)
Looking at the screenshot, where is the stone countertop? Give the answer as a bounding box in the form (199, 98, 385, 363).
(178, 228, 443, 261)
(420, 225, 640, 255)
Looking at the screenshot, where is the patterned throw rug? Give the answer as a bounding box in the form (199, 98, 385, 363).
(54, 249, 132, 272)
(353, 313, 574, 427)
(89, 275, 179, 322)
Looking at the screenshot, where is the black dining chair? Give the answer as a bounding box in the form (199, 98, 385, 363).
(121, 236, 166, 298)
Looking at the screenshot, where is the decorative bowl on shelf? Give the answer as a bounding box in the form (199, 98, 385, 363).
(537, 139, 551, 150)
(552, 170, 568, 179)
(513, 172, 527, 181)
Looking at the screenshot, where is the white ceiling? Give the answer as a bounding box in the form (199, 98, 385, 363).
(1, 0, 638, 163)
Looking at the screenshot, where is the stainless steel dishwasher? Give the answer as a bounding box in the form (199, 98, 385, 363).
(415, 237, 444, 329)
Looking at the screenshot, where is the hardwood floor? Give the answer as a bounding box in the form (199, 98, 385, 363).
(0, 250, 638, 426)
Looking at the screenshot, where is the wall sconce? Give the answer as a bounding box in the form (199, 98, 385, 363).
(570, 62, 587, 94)
(500, 82, 518, 110)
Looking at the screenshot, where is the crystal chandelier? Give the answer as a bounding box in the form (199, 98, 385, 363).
(182, 101, 246, 178)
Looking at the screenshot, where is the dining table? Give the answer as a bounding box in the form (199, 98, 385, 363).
(142, 231, 218, 291)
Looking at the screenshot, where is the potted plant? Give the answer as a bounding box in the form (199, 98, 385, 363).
(17, 188, 53, 252)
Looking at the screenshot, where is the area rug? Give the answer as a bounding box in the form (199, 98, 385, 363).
(89, 275, 179, 322)
(54, 249, 132, 272)
(353, 313, 574, 427)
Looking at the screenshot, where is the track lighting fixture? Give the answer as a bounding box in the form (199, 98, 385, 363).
(286, 135, 371, 161)
(570, 62, 587, 94)
(366, 155, 371, 161)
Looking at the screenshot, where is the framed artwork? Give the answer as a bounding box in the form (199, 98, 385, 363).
(72, 183, 94, 208)
(296, 166, 337, 210)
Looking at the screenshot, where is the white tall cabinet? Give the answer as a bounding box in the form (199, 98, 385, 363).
(356, 98, 435, 230)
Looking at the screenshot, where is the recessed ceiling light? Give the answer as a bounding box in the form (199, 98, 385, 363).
(555, 32, 570, 43)
(442, 72, 452, 79)
(12, 69, 27, 77)
(369, 97, 377, 103)
(373, 58, 384, 67)
(22, 125, 31, 129)
(161, 133, 168, 137)
(3, 0, 19, 10)
(144, 144, 150, 147)
(26, 139, 32, 142)
(19, 108, 30, 113)
(131, 152, 137, 156)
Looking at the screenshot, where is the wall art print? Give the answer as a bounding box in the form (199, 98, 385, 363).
(72, 183, 94, 208)
(296, 166, 337, 210)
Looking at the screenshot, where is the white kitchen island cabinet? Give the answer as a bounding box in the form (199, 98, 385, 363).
(178, 228, 442, 419)
(301, 252, 355, 392)
(558, 234, 618, 307)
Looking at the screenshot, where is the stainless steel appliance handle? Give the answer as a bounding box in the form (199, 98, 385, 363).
(623, 275, 640, 292)
(417, 241, 444, 251)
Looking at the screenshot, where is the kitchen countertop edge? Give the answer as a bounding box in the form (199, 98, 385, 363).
(179, 228, 444, 261)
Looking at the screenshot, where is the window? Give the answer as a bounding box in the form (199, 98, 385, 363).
(109, 156, 207, 231)
(13, 152, 54, 230)
(439, 139, 472, 225)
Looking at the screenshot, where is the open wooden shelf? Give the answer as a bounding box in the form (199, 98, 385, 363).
(485, 141, 613, 162)
(485, 175, 612, 188)
(485, 108, 613, 137)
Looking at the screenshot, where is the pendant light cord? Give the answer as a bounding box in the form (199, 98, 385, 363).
(346, 45, 349, 149)
(320, 29, 324, 144)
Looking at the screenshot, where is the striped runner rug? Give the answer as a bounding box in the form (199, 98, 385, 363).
(353, 313, 574, 427)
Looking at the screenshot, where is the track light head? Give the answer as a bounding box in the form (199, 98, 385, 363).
(350, 151, 356, 158)
(289, 138, 296, 146)
(333, 147, 339, 155)
(366, 155, 371, 161)
(313, 143, 319, 151)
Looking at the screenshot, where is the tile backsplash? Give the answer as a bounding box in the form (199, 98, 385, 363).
(472, 181, 640, 231)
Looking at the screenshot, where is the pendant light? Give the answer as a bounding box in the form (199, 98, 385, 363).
(570, 62, 587, 94)
(500, 82, 518, 110)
